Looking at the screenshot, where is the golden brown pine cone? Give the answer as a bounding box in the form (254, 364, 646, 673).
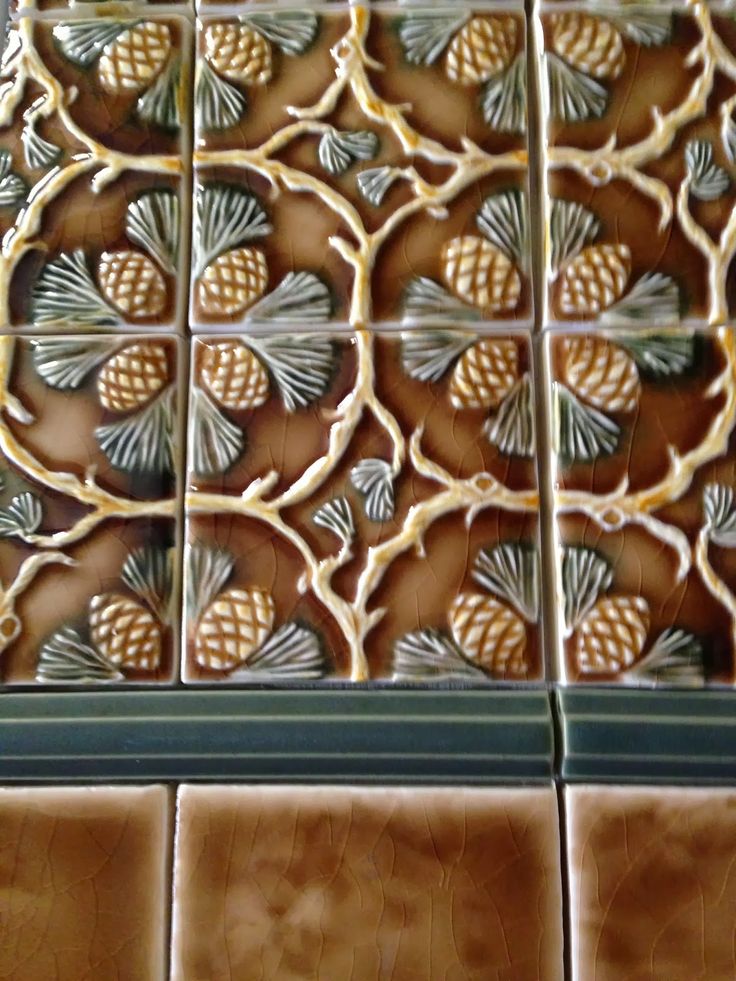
(97, 22, 172, 95)
(449, 592, 527, 677)
(445, 15, 517, 85)
(197, 247, 268, 317)
(199, 340, 269, 411)
(576, 595, 649, 674)
(204, 22, 272, 85)
(449, 338, 518, 410)
(97, 342, 169, 413)
(195, 586, 274, 671)
(562, 336, 639, 413)
(550, 12, 625, 80)
(98, 250, 167, 319)
(441, 235, 521, 312)
(558, 244, 630, 317)
(89, 592, 162, 671)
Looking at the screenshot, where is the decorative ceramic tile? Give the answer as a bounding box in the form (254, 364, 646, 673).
(183, 329, 542, 683)
(0, 16, 191, 332)
(171, 784, 564, 981)
(0, 785, 171, 981)
(0, 334, 183, 686)
(191, 6, 531, 330)
(567, 785, 736, 981)
(547, 325, 736, 686)
(540, 4, 736, 326)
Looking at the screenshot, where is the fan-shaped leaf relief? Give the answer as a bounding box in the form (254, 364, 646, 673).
(398, 13, 468, 65)
(95, 386, 175, 475)
(122, 544, 173, 622)
(32, 251, 121, 327)
(481, 54, 526, 134)
(616, 332, 695, 378)
(246, 272, 331, 322)
(242, 11, 320, 55)
(245, 335, 336, 411)
(402, 277, 479, 323)
(36, 625, 122, 683)
(554, 383, 620, 462)
(52, 21, 130, 67)
(126, 190, 179, 275)
(545, 52, 607, 123)
(562, 546, 613, 633)
(137, 56, 181, 130)
(549, 199, 600, 273)
(393, 628, 486, 682)
(472, 542, 539, 622)
(186, 543, 234, 623)
(318, 129, 378, 176)
(723, 112, 736, 166)
(476, 188, 527, 270)
(0, 151, 27, 206)
(703, 483, 736, 547)
(625, 628, 704, 686)
(400, 330, 473, 382)
(0, 492, 42, 539)
(610, 9, 673, 47)
(193, 183, 271, 277)
(350, 458, 395, 522)
(189, 386, 245, 477)
(229, 622, 328, 681)
(21, 115, 61, 170)
(356, 166, 396, 206)
(485, 373, 535, 458)
(313, 497, 355, 546)
(31, 338, 120, 389)
(685, 139, 730, 201)
(195, 60, 247, 133)
(601, 273, 680, 326)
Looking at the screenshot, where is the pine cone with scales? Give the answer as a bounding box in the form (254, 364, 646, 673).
(89, 592, 162, 671)
(204, 23, 272, 85)
(449, 592, 527, 677)
(195, 586, 275, 671)
(550, 12, 625, 80)
(562, 336, 640, 413)
(558, 244, 630, 316)
(449, 338, 519, 410)
(441, 235, 521, 312)
(199, 340, 270, 411)
(97, 22, 172, 95)
(197, 247, 268, 317)
(98, 250, 167, 319)
(576, 595, 650, 674)
(97, 342, 170, 413)
(445, 15, 517, 86)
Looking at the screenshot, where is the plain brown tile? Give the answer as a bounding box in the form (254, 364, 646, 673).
(171, 784, 563, 981)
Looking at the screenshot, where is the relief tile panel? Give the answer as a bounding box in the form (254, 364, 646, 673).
(171, 784, 564, 981)
(0, 334, 183, 686)
(184, 330, 542, 683)
(541, 4, 736, 326)
(567, 785, 736, 981)
(192, 6, 531, 330)
(0, 785, 171, 981)
(547, 326, 736, 686)
(0, 16, 191, 332)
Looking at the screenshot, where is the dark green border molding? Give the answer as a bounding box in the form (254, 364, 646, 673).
(0, 689, 554, 783)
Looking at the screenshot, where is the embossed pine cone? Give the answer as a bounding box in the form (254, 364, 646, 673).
(550, 12, 625, 80)
(97, 23, 172, 94)
(97, 342, 169, 413)
(197, 247, 268, 317)
(576, 595, 650, 674)
(195, 586, 275, 671)
(449, 338, 518, 410)
(98, 250, 167, 319)
(199, 340, 269, 411)
(563, 336, 639, 413)
(445, 15, 517, 85)
(441, 235, 521, 312)
(89, 592, 162, 671)
(204, 22, 272, 85)
(449, 592, 527, 677)
(558, 244, 630, 316)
